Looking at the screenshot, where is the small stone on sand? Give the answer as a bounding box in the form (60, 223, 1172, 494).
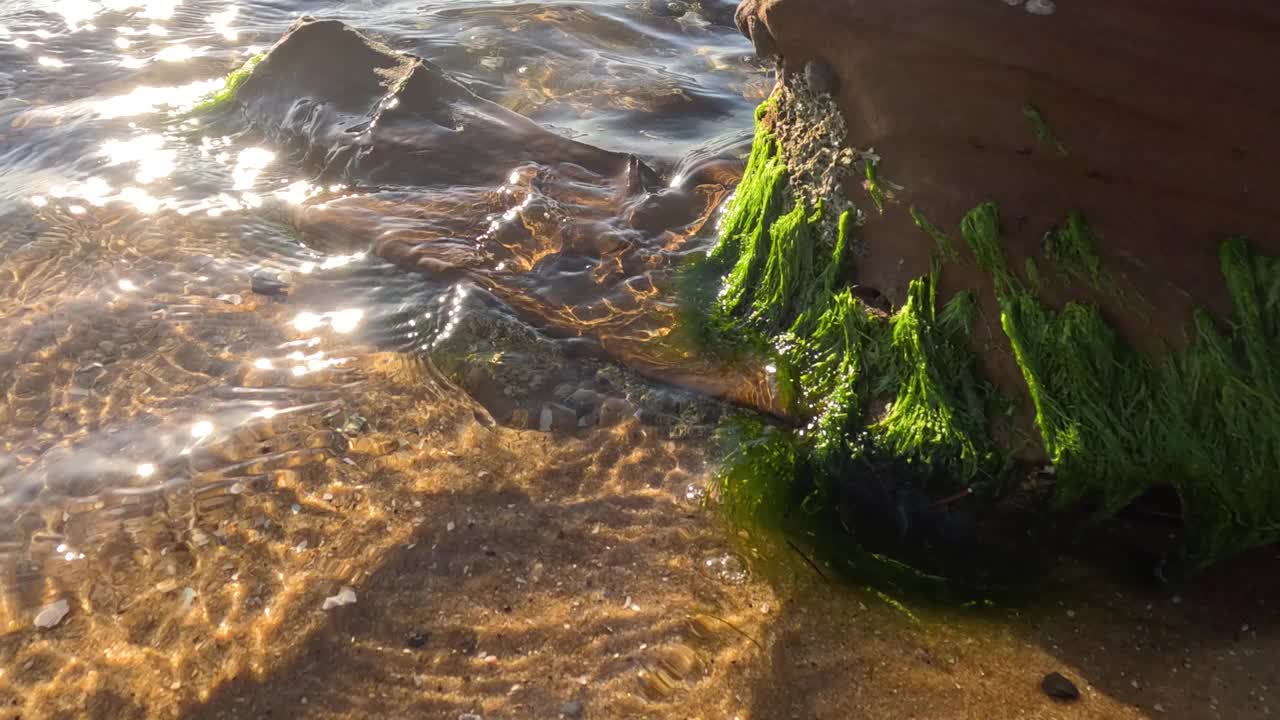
(1041, 671, 1081, 701)
(322, 586, 357, 610)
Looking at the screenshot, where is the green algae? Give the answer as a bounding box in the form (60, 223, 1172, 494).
(712, 416, 800, 528)
(701, 96, 1280, 575)
(873, 274, 992, 480)
(1044, 211, 1104, 289)
(910, 207, 958, 263)
(701, 102, 1016, 595)
(962, 203, 1280, 565)
(189, 53, 264, 115)
(1022, 103, 1070, 157)
(863, 154, 886, 213)
(705, 101, 989, 507)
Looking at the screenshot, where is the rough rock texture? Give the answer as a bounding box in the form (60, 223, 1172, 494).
(219, 18, 785, 417)
(734, 0, 1280, 412)
(713, 0, 1280, 567)
(236, 18, 631, 187)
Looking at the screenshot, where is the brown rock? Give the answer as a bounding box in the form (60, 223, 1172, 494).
(737, 0, 1280, 449)
(747, 15, 779, 59)
(803, 58, 838, 96)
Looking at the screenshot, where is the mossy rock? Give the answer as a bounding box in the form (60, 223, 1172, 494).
(696, 94, 1280, 576)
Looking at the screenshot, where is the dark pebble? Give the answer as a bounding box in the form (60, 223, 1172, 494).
(539, 402, 578, 433)
(598, 398, 635, 427)
(404, 631, 429, 648)
(804, 58, 839, 96)
(644, 0, 688, 18)
(1041, 671, 1081, 701)
(250, 270, 290, 297)
(564, 388, 604, 414)
(340, 414, 368, 435)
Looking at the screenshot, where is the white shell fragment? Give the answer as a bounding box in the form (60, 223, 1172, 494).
(322, 586, 357, 610)
(34, 599, 70, 628)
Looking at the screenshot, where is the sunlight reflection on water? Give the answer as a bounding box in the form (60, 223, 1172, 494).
(0, 5, 763, 695)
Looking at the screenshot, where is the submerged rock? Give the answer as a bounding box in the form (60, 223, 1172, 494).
(216, 17, 785, 420)
(234, 18, 640, 188)
(250, 270, 290, 297)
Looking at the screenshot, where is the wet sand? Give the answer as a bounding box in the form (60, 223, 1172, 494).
(2, 332, 1275, 720)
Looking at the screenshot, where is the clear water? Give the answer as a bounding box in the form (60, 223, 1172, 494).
(0, 0, 775, 644)
(3, 5, 1278, 720)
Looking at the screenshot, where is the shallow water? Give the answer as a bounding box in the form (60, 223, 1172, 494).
(3, 3, 1279, 719)
(0, 1, 798, 715)
(0, 0, 769, 610)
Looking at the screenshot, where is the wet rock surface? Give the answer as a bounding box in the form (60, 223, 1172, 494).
(237, 19, 635, 188)
(733, 0, 1280, 404)
(802, 58, 838, 96)
(238, 18, 786, 419)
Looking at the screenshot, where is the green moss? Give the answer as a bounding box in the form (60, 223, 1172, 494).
(702, 98, 1280, 576)
(1022, 103, 1070, 157)
(873, 273, 991, 480)
(1044, 211, 1104, 289)
(701, 102, 1014, 589)
(712, 416, 800, 528)
(962, 205, 1280, 564)
(863, 155, 886, 213)
(910, 207, 958, 263)
(785, 286, 884, 467)
(190, 53, 264, 115)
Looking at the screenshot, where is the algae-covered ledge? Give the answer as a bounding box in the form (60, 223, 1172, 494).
(693, 79, 1280, 575)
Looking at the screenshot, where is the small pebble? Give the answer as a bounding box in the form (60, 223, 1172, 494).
(341, 414, 368, 434)
(321, 586, 357, 610)
(539, 403, 577, 433)
(250, 270, 290, 297)
(1041, 671, 1080, 701)
(1024, 0, 1056, 15)
(560, 699, 585, 718)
